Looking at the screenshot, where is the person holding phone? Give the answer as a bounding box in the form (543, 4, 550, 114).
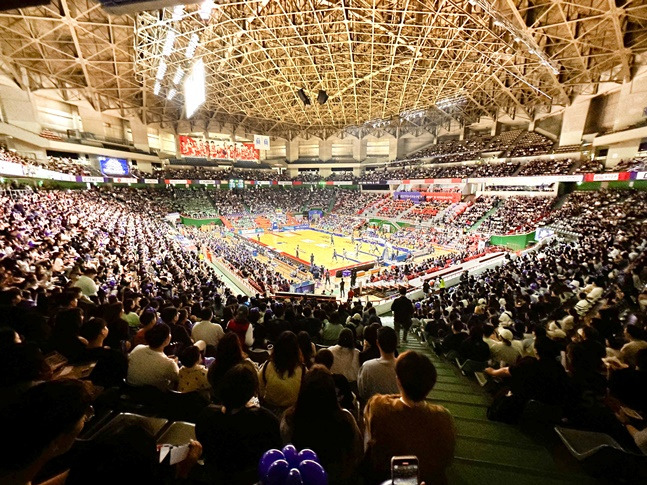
(363, 351, 456, 485)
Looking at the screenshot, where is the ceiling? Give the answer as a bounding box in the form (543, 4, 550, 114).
(0, 0, 646, 138)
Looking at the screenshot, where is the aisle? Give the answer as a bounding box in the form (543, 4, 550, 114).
(401, 341, 601, 485)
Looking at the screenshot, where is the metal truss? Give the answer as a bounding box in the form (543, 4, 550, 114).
(0, 0, 645, 139)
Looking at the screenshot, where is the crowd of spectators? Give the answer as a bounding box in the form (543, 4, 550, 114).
(517, 158, 574, 176)
(446, 195, 498, 230)
(478, 196, 554, 235)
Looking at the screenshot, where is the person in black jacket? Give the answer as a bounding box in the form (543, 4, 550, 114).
(391, 287, 414, 344)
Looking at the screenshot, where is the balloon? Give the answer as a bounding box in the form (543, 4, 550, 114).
(298, 459, 328, 485)
(282, 444, 299, 468)
(297, 449, 319, 464)
(259, 449, 285, 479)
(265, 459, 289, 485)
(286, 468, 304, 485)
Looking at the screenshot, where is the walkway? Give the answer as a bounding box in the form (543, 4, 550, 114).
(402, 340, 602, 485)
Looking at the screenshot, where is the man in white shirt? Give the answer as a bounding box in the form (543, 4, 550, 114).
(73, 267, 98, 301)
(127, 323, 179, 391)
(358, 326, 399, 402)
(191, 308, 224, 348)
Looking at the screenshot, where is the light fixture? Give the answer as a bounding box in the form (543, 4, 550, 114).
(172, 5, 184, 21)
(185, 34, 199, 59)
(167, 88, 177, 100)
(199, 0, 215, 20)
(153, 81, 161, 95)
(173, 68, 184, 84)
(156, 60, 167, 80)
(162, 30, 176, 56)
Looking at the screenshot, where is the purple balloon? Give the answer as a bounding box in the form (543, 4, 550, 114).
(297, 449, 319, 465)
(286, 468, 304, 485)
(259, 449, 285, 479)
(298, 459, 328, 485)
(282, 444, 299, 468)
(265, 459, 290, 485)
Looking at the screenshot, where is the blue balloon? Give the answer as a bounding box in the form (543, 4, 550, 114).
(265, 459, 290, 485)
(282, 444, 299, 468)
(286, 468, 304, 485)
(297, 449, 319, 464)
(298, 459, 328, 485)
(259, 449, 285, 479)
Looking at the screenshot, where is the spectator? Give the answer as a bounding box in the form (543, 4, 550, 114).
(358, 326, 399, 401)
(191, 308, 225, 349)
(329, 328, 360, 384)
(197, 364, 281, 485)
(391, 287, 414, 343)
(127, 323, 179, 390)
(297, 331, 316, 368)
(314, 348, 355, 413)
(258, 331, 304, 412)
(49, 307, 86, 362)
(178, 345, 210, 394)
(364, 351, 456, 485)
(206, 333, 255, 403)
(322, 311, 344, 345)
(360, 323, 382, 365)
(281, 365, 363, 484)
(133, 310, 157, 347)
(620, 324, 647, 368)
(490, 327, 522, 367)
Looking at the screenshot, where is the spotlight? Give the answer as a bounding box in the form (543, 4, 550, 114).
(317, 89, 328, 105)
(297, 88, 311, 106)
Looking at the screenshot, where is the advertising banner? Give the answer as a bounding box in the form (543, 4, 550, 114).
(254, 134, 270, 150)
(393, 191, 423, 201)
(178, 135, 260, 161)
(112, 177, 138, 184)
(0, 160, 24, 177)
(80, 176, 104, 183)
(421, 192, 462, 202)
(144, 178, 159, 184)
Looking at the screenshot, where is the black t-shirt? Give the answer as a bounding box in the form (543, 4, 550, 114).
(459, 338, 490, 362)
(509, 357, 570, 405)
(391, 296, 414, 324)
(196, 405, 281, 485)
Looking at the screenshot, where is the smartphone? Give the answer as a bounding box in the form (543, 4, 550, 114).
(391, 456, 419, 485)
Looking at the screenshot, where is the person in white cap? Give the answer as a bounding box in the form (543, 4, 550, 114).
(490, 328, 522, 367)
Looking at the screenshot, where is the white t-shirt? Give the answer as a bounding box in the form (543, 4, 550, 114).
(191, 320, 225, 347)
(358, 357, 399, 401)
(329, 345, 360, 382)
(127, 345, 179, 390)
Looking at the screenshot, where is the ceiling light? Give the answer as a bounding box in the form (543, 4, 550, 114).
(156, 60, 167, 80)
(167, 88, 177, 100)
(173, 68, 184, 84)
(172, 5, 184, 21)
(185, 34, 199, 58)
(199, 0, 215, 20)
(493, 20, 504, 27)
(162, 30, 176, 56)
(153, 81, 161, 95)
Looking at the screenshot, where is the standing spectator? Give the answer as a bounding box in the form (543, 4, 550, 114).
(358, 326, 399, 402)
(127, 323, 179, 391)
(391, 287, 414, 343)
(364, 351, 456, 485)
(329, 328, 360, 385)
(281, 365, 363, 484)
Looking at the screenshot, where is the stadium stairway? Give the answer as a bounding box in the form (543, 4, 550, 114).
(401, 341, 602, 485)
(467, 203, 500, 233)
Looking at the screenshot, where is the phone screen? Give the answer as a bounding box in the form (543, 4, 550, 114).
(392, 457, 419, 485)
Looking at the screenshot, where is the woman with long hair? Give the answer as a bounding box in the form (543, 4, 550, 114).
(329, 328, 360, 384)
(207, 332, 255, 403)
(258, 331, 304, 413)
(281, 365, 362, 484)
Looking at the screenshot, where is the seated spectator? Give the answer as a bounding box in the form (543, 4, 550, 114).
(127, 323, 179, 390)
(103, 302, 131, 351)
(206, 332, 255, 403)
(122, 298, 140, 330)
(133, 310, 156, 347)
(79, 318, 127, 388)
(358, 326, 399, 402)
(161, 307, 193, 355)
(610, 348, 647, 413)
(258, 331, 304, 412)
(197, 364, 281, 485)
(359, 323, 381, 365)
(191, 308, 225, 349)
(178, 345, 210, 394)
(49, 307, 86, 362)
(490, 328, 522, 367)
(620, 324, 647, 368)
(440, 320, 468, 356)
(329, 328, 360, 384)
(458, 325, 490, 363)
(281, 365, 363, 484)
(485, 337, 570, 423)
(314, 348, 355, 412)
(364, 351, 456, 485)
(227, 305, 253, 349)
(0, 380, 92, 485)
(297, 331, 316, 368)
(322, 311, 344, 345)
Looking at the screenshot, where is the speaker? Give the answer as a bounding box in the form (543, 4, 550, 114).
(297, 88, 311, 106)
(317, 90, 328, 105)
